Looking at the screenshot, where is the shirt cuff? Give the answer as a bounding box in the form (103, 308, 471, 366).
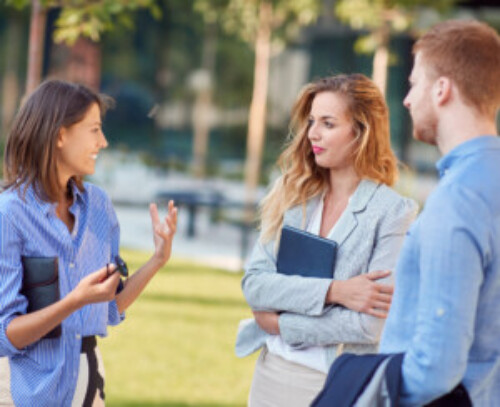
(107, 299, 125, 326)
(278, 313, 309, 347)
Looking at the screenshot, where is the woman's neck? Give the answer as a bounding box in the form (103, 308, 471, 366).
(319, 168, 360, 238)
(327, 167, 361, 200)
(57, 175, 71, 201)
(55, 183, 75, 232)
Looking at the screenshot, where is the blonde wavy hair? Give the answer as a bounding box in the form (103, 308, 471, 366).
(260, 73, 398, 243)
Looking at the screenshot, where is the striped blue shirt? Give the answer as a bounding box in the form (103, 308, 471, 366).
(0, 181, 124, 406)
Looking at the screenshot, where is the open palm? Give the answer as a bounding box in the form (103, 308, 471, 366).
(150, 200, 178, 265)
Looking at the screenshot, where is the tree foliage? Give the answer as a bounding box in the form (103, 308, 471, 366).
(335, 0, 458, 54)
(194, 0, 323, 194)
(194, 0, 321, 49)
(5, 0, 162, 45)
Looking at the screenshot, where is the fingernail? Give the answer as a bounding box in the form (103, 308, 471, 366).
(107, 263, 116, 275)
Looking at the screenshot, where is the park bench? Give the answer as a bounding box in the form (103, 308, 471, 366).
(155, 189, 259, 260)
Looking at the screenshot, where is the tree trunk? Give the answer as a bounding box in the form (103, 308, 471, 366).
(47, 37, 102, 91)
(26, 0, 47, 95)
(372, 25, 390, 96)
(2, 14, 22, 141)
(244, 0, 273, 206)
(191, 77, 212, 178)
(191, 23, 217, 179)
(66, 37, 102, 91)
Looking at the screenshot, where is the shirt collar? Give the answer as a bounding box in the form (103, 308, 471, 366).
(24, 179, 86, 215)
(24, 183, 54, 215)
(436, 135, 500, 178)
(68, 179, 85, 205)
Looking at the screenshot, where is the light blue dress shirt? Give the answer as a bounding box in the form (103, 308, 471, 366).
(380, 136, 500, 406)
(0, 181, 124, 406)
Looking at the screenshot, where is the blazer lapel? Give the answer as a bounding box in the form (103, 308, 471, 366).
(283, 180, 378, 247)
(330, 179, 379, 247)
(284, 194, 322, 230)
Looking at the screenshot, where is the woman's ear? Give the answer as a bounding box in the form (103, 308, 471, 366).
(57, 127, 67, 148)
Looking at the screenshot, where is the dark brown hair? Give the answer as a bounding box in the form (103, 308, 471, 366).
(3, 79, 114, 202)
(414, 20, 500, 117)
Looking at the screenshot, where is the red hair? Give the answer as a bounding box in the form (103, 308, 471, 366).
(414, 20, 500, 117)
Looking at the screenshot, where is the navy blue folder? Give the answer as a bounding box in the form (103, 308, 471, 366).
(21, 256, 61, 339)
(277, 225, 337, 278)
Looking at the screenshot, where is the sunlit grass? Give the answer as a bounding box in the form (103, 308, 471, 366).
(98, 249, 257, 407)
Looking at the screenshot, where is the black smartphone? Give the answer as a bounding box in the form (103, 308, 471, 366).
(114, 255, 129, 278)
(106, 255, 129, 278)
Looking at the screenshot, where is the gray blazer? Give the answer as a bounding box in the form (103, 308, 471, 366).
(235, 179, 418, 367)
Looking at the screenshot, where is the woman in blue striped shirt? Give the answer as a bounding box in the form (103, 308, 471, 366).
(0, 80, 177, 406)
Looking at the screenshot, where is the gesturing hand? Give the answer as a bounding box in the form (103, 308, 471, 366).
(327, 270, 394, 318)
(253, 310, 280, 335)
(150, 200, 178, 266)
(71, 265, 121, 308)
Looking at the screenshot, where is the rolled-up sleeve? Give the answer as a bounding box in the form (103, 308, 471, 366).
(106, 198, 125, 326)
(0, 213, 27, 357)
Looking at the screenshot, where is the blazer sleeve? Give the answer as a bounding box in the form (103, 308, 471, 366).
(278, 197, 418, 347)
(241, 232, 333, 317)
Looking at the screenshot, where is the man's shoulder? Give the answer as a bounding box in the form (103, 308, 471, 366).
(425, 181, 491, 232)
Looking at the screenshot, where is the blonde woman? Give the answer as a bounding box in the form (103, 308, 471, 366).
(235, 74, 417, 407)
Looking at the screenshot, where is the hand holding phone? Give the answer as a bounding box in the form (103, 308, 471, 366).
(106, 255, 129, 278)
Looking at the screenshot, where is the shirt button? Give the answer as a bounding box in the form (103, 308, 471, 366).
(69, 263, 75, 268)
(76, 334, 81, 339)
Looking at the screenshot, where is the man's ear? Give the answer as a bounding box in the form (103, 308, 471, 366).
(434, 77, 452, 106)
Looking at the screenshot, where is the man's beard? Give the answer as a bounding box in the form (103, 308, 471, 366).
(412, 111, 438, 145)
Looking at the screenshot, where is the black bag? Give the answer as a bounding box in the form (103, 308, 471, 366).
(21, 256, 61, 339)
(425, 384, 472, 407)
(312, 352, 472, 407)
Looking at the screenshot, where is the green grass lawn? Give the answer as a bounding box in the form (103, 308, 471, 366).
(98, 249, 257, 407)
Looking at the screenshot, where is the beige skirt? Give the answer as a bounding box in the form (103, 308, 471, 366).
(248, 347, 327, 407)
(0, 357, 13, 406)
